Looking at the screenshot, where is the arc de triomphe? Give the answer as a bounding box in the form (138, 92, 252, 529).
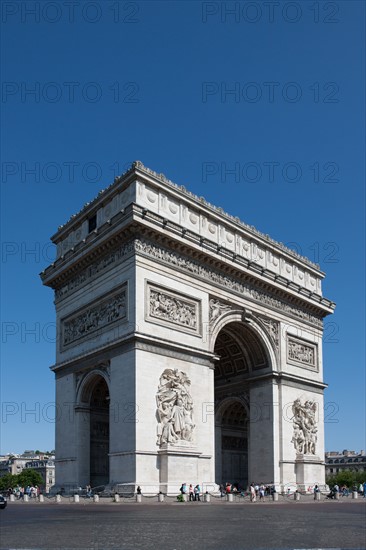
(41, 161, 335, 493)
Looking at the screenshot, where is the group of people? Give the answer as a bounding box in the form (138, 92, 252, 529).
(6, 485, 40, 499)
(219, 482, 276, 501)
(180, 483, 201, 501)
(326, 482, 366, 499)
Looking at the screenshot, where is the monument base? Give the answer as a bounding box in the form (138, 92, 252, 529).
(158, 444, 203, 494)
(295, 454, 325, 491)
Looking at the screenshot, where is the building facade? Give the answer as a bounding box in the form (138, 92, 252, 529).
(325, 450, 366, 477)
(41, 162, 335, 493)
(24, 460, 56, 493)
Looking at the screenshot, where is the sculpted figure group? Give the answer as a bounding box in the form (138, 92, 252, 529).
(156, 369, 195, 446)
(291, 398, 318, 455)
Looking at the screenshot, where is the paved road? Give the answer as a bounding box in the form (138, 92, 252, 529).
(1, 500, 365, 549)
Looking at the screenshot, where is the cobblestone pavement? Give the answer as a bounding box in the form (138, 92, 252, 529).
(0, 499, 365, 550)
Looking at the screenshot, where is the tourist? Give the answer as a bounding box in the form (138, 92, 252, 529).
(180, 482, 187, 495)
(194, 484, 201, 501)
(313, 485, 320, 499)
(250, 484, 256, 502)
(363, 481, 366, 498)
(136, 486, 141, 495)
(259, 484, 265, 500)
(225, 482, 231, 494)
(189, 484, 194, 501)
(358, 483, 363, 495)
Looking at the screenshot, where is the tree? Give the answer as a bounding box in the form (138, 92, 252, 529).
(0, 473, 18, 491)
(17, 469, 44, 488)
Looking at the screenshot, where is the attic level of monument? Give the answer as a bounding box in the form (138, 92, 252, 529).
(41, 161, 335, 494)
(41, 162, 335, 324)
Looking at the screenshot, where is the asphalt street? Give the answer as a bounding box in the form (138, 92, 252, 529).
(0, 500, 365, 550)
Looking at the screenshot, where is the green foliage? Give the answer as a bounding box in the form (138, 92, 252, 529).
(326, 470, 366, 488)
(17, 469, 44, 487)
(176, 493, 185, 502)
(0, 473, 18, 491)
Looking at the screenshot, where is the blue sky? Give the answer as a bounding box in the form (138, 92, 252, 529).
(1, 1, 365, 454)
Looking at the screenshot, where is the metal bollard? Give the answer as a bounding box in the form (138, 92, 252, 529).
(114, 494, 120, 503)
(39, 495, 44, 503)
(74, 494, 79, 503)
(352, 491, 358, 499)
(273, 493, 278, 502)
(204, 493, 211, 503)
(315, 492, 321, 501)
(93, 494, 99, 503)
(9, 494, 15, 502)
(227, 493, 233, 502)
(158, 493, 164, 502)
(294, 492, 300, 501)
(56, 495, 61, 503)
(136, 494, 142, 503)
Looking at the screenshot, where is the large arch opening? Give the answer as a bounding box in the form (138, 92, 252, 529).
(88, 376, 110, 488)
(214, 321, 271, 489)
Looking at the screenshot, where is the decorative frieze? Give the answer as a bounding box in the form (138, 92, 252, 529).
(291, 398, 318, 455)
(156, 369, 195, 446)
(146, 283, 201, 335)
(136, 239, 323, 328)
(55, 236, 324, 328)
(287, 336, 318, 370)
(55, 241, 135, 302)
(62, 287, 127, 347)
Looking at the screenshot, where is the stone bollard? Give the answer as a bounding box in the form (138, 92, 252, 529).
(182, 494, 188, 502)
(227, 493, 233, 502)
(158, 493, 164, 502)
(204, 493, 211, 503)
(352, 491, 358, 499)
(56, 495, 61, 503)
(315, 492, 321, 501)
(39, 495, 44, 503)
(294, 492, 300, 501)
(24, 495, 29, 502)
(74, 494, 79, 503)
(93, 494, 99, 503)
(9, 494, 15, 502)
(335, 492, 340, 500)
(136, 494, 142, 503)
(114, 494, 120, 503)
(273, 493, 278, 502)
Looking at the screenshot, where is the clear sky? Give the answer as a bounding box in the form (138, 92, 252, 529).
(1, 1, 365, 454)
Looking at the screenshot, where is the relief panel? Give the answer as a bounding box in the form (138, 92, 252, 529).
(146, 282, 201, 336)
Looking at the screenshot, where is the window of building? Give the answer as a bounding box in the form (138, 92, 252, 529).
(88, 215, 97, 233)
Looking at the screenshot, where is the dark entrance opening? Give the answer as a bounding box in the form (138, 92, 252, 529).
(90, 377, 109, 488)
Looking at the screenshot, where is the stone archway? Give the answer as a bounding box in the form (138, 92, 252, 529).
(215, 398, 249, 488)
(213, 319, 274, 488)
(76, 371, 110, 488)
(89, 377, 110, 488)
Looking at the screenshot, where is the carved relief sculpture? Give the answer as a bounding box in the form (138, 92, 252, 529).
(156, 369, 195, 446)
(291, 398, 318, 455)
(209, 298, 232, 323)
(63, 290, 126, 346)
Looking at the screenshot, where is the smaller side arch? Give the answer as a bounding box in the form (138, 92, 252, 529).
(76, 368, 111, 405)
